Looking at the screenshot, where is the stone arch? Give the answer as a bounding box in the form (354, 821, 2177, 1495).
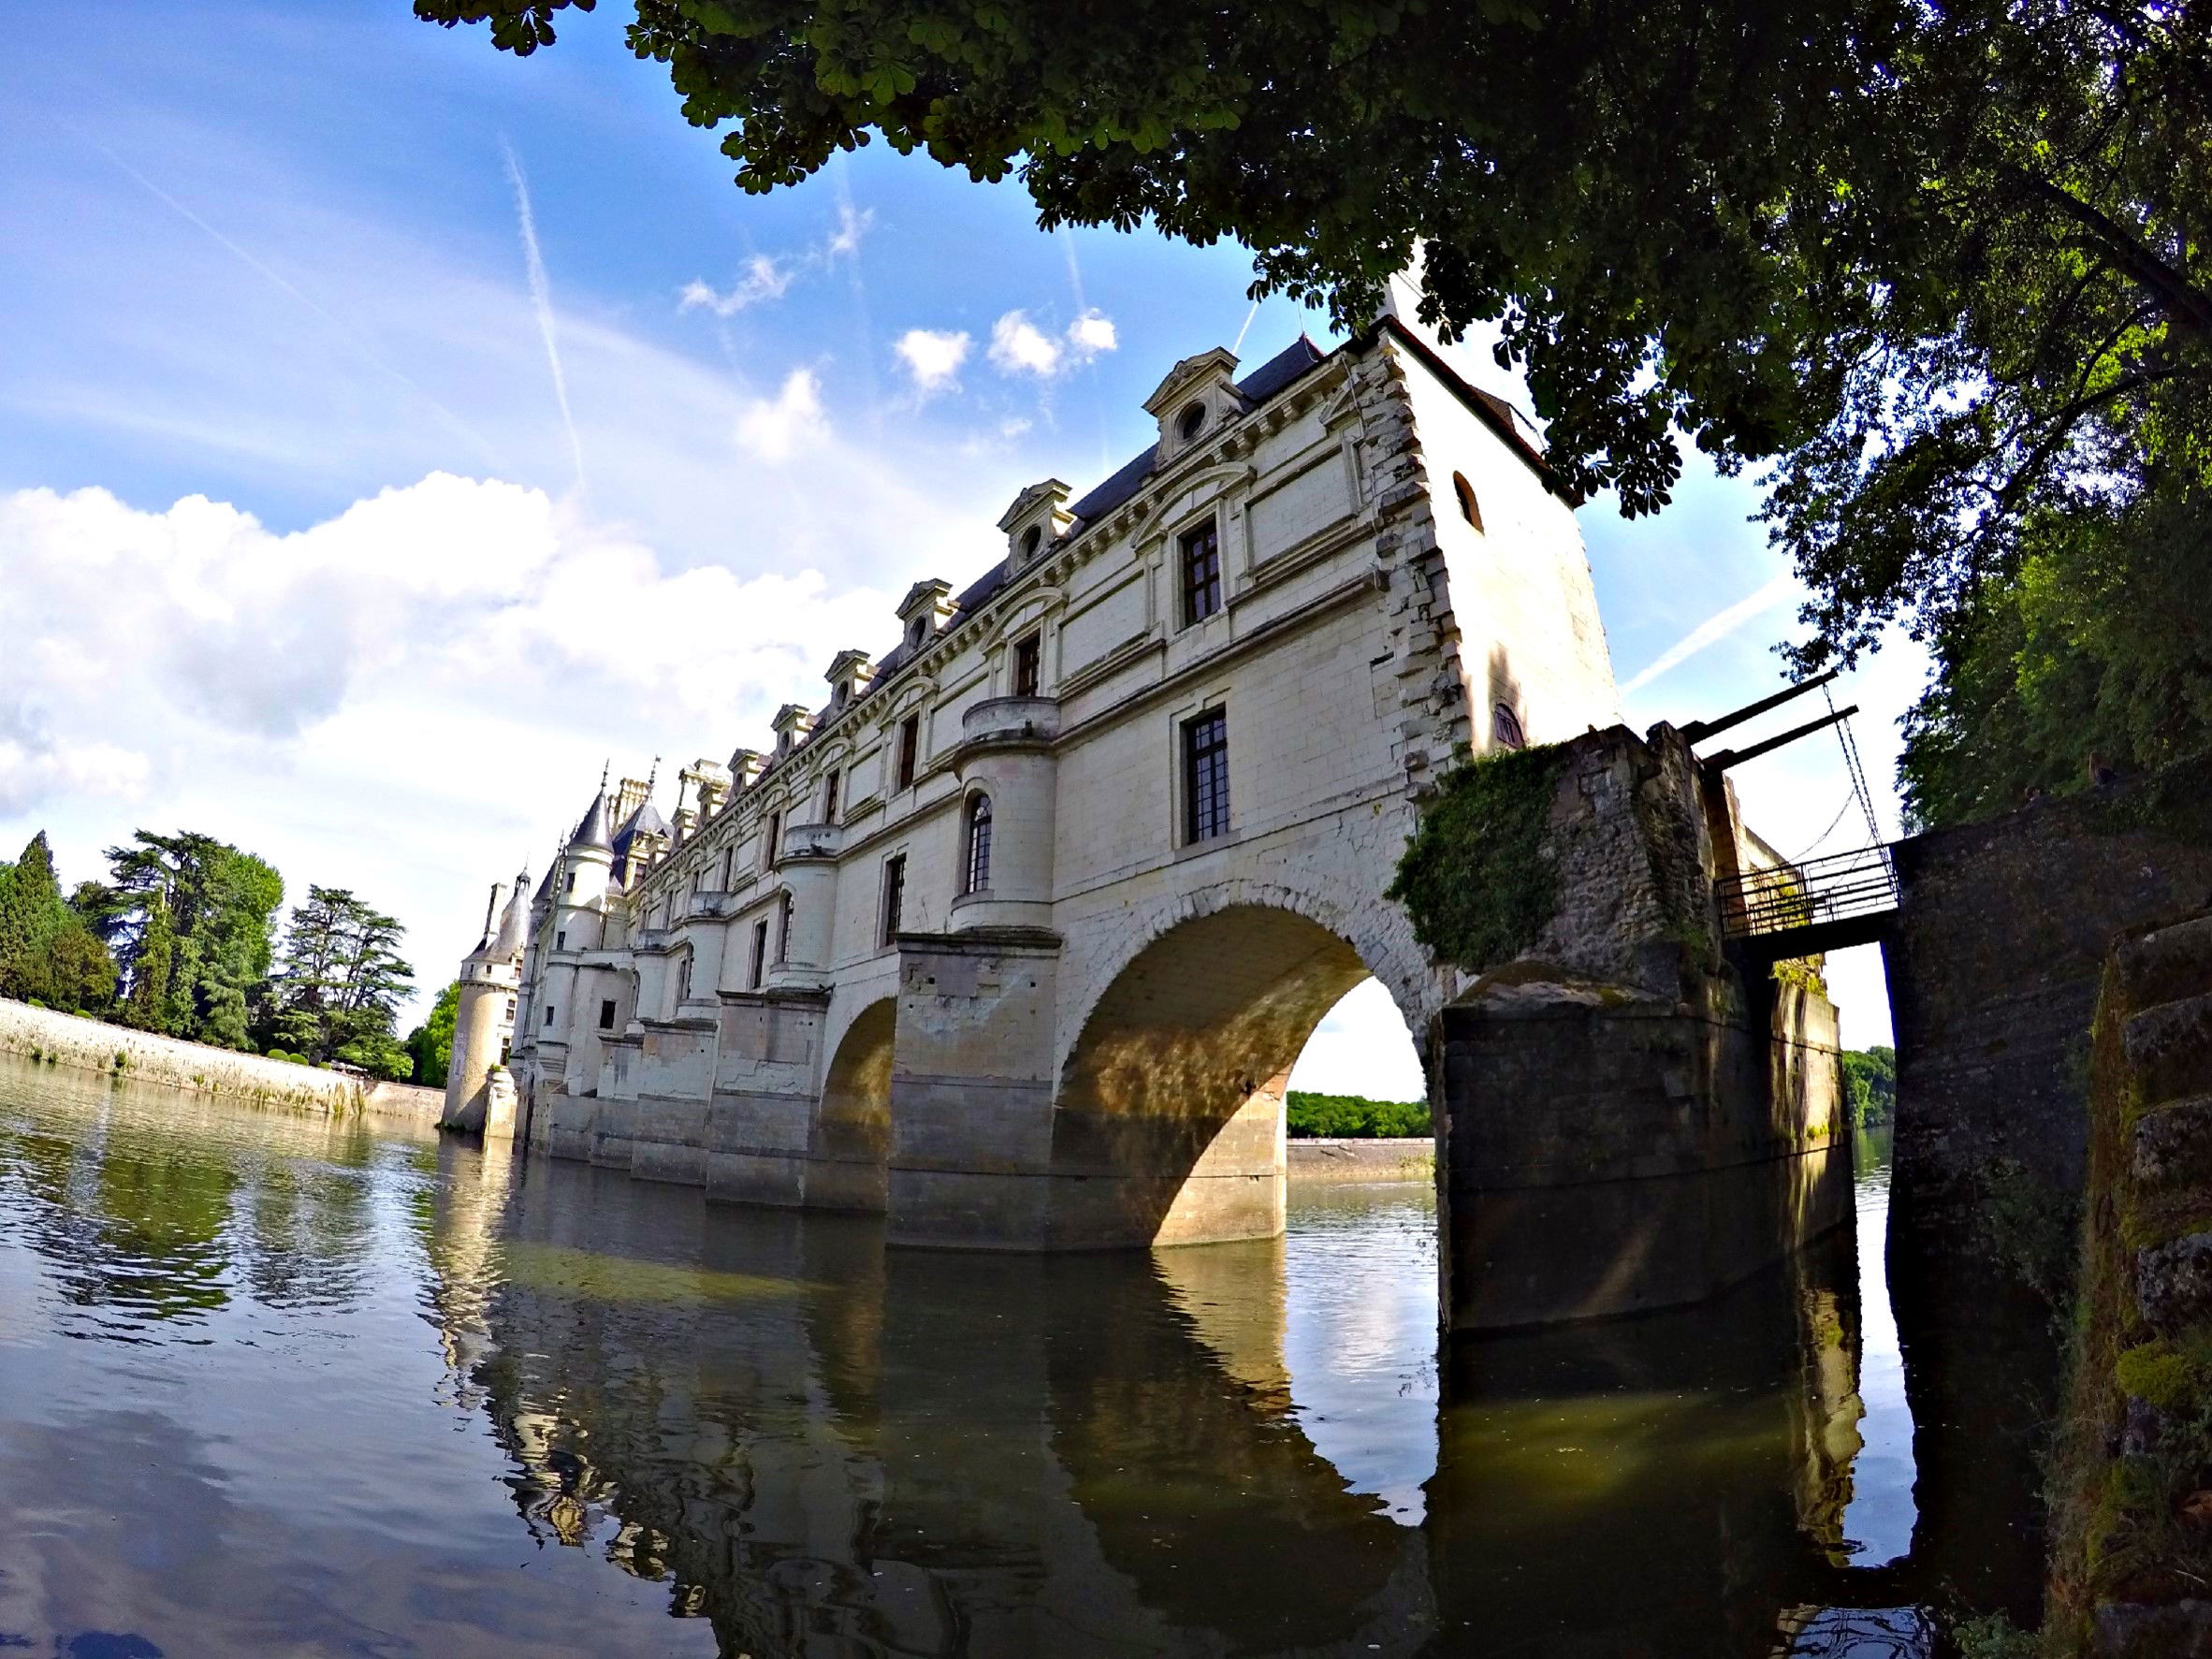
(1050, 884, 1434, 1247)
(808, 996, 895, 1213)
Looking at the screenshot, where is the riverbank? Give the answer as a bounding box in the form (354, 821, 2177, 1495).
(1286, 1137, 1433, 1183)
(0, 997, 442, 1124)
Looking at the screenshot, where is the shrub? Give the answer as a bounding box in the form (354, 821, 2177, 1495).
(1386, 744, 1567, 970)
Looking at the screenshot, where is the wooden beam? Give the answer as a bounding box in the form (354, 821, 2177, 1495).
(1681, 669, 1841, 744)
(1705, 705, 1858, 772)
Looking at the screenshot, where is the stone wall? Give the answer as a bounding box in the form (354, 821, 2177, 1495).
(1286, 1138, 1433, 1184)
(1433, 721, 1852, 1332)
(1887, 786, 2212, 1235)
(0, 997, 443, 1122)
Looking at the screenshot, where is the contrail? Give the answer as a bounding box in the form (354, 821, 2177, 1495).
(501, 138, 588, 494)
(1618, 574, 1797, 696)
(88, 138, 498, 467)
(1231, 297, 1261, 357)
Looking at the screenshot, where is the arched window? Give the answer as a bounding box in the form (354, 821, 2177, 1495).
(1492, 703, 1526, 750)
(1020, 523, 1042, 561)
(1452, 471, 1484, 532)
(1177, 400, 1208, 441)
(964, 793, 994, 895)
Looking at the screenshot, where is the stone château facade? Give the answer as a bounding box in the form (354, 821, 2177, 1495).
(454, 311, 1630, 1257)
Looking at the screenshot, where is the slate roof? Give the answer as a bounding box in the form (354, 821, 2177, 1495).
(654, 336, 1336, 817)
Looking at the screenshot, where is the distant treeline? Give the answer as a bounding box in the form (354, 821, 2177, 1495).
(0, 828, 422, 1081)
(1842, 1046, 1897, 1129)
(1292, 1050, 1897, 1141)
(1286, 1090, 1430, 1139)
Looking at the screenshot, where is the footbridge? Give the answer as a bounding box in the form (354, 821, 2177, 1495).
(450, 315, 1853, 1333)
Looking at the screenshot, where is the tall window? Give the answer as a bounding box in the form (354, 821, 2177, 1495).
(676, 953, 691, 1005)
(881, 853, 906, 945)
(1011, 633, 1041, 698)
(598, 998, 616, 1030)
(964, 794, 994, 895)
(764, 810, 781, 866)
(749, 919, 769, 988)
(564, 870, 576, 894)
(1181, 521, 1222, 625)
(718, 846, 732, 889)
(822, 767, 840, 822)
(555, 929, 567, 951)
(777, 891, 793, 962)
(1184, 709, 1230, 843)
(895, 714, 920, 790)
(543, 1003, 556, 1027)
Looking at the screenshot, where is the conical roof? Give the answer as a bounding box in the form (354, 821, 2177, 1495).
(492, 868, 531, 957)
(571, 789, 613, 852)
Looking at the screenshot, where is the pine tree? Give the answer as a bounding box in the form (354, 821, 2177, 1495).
(125, 890, 177, 1031)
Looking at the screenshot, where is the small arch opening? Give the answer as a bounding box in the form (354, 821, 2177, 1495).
(1177, 400, 1208, 441)
(1451, 472, 1483, 532)
(1492, 703, 1526, 750)
(1020, 523, 1042, 560)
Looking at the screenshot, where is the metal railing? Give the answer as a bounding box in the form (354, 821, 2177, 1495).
(1715, 843, 1899, 939)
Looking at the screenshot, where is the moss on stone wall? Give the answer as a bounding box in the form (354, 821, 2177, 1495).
(1387, 744, 1568, 971)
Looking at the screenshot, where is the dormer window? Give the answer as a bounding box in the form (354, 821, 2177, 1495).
(997, 480, 1071, 570)
(895, 578, 955, 658)
(1143, 346, 1242, 459)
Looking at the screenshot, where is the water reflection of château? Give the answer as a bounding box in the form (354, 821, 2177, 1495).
(424, 1140, 1898, 1658)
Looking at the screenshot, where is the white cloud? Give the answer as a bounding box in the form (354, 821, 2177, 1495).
(0, 473, 896, 1014)
(1067, 308, 1117, 358)
(824, 199, 873, 260)
(895, 327, 970, 396)
(986, 308, 1120, 379)
(736, 368, 830, 461)
(987, 310, 1062, 377)
(679, 203, 873, 319)
(680, 255, 795, 317)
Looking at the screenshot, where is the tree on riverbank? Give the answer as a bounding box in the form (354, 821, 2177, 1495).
(264, 887, 416, 1078)
(1286, 1091, 1428, 1140)
(420, 2, 2211, 822)
(404, 981, 460, 1093)
(80, 831, 285, 1046)
(0, 833, 117, 1013)
(1842, 1047, 1898, 1130)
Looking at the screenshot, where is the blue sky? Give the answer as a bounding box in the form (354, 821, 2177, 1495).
(0, 2, 1919, 1084)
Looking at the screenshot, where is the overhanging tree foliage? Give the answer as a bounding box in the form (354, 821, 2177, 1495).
(421, 1, 2210, 822)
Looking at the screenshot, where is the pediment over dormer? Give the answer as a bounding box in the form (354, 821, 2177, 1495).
(1143, 347, 1244, 462)
(998, 478, 1073, 573)
(895, 578, 956, 651)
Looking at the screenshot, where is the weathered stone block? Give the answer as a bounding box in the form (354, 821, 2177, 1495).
(2130, 1097, 2212, 1188)
(2136, 1230, 2212, 1332)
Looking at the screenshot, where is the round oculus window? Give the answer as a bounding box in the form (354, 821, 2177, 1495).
(1177, 400, 1208, 441)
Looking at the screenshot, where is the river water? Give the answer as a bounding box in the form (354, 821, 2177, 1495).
(0, 1057, 1999, 1656)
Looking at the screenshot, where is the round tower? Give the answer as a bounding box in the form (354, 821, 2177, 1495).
(442, 870, 530, 1134)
